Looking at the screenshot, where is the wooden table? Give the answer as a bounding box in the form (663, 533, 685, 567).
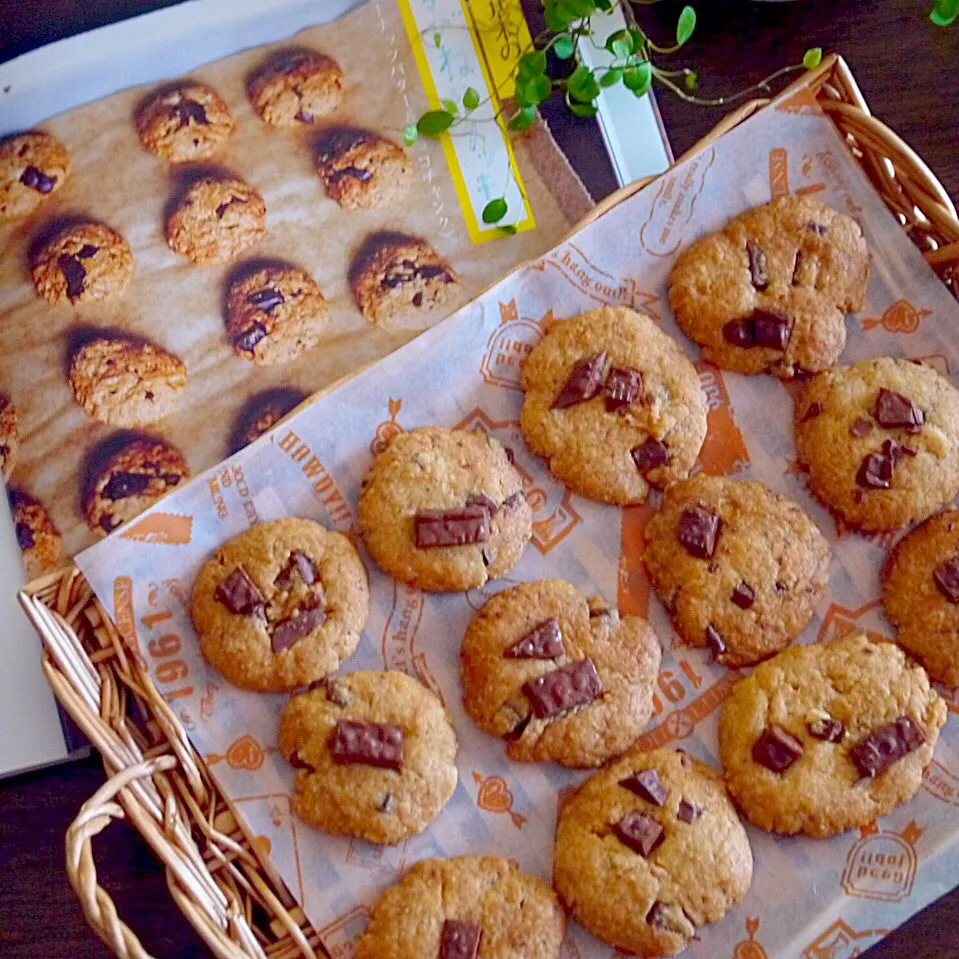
(1, 1, 957, 957)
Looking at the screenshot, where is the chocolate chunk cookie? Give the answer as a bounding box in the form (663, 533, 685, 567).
(0, 394, 19, 481)
(643, 474, 831, 667)
(521, 306, 708, 506)
(355, 856, 565, 959)
(358, 427, 532, 592)
(279, 670, 456, 843)
(0, 131, 71, 220)
(225, 265, 328, 364)
(553, 747, 753, 957)
(136, 82, 234, 163)
(350, 236, 458, 325)
(668, 196, 869, 378)
(719, 633, 946, 836)
(69, 337, 186, 427)
(248, 50, 344, 127)
(192, 518, 369, 692)
(84, 436, 190, 537)
(794, 357, 959, 531)
(229, 387, 307, 454)
(883, 507, 959, 686)
(166, 176, 266, 265)
(461, 579, 662, 768)
(31, 222, 133, 304)
(315, 129, 413, 209)
(8, 489, 62, 580)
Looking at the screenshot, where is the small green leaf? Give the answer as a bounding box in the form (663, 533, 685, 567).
(567, 64, 600, 102)
(676, 5, 696, 46)
(600, 68, 623, 88)
(931, 0, 959, 24)
(517, 49, 548, 79)
(628, 28, 646, 53)
(417, 110, 455, 137)
(684, 70, 698, 91)
(553, 33, 575, 58)
(508, 105, 537, 131)
(544, 2, 571, 32)
(623, 60, 652, 97)
(595, 0, 613, 12)
(568, 100, 598, 118)
(462, 86, 480, 110)
(402, 124, 418, 146)
(605, 29, 633, 58)
(565, 0, 595, 18)
(515, 74, 552, 107)
(441, 99, 459, 116)
(802, 47, 823, 69)
(433, 32, 442, 47)
(499, 224, 518, 235)
(482, 197, 508, 224)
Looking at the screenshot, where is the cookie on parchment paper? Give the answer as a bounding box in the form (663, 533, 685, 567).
(228, 387, 307, 454)
(136, 81, 234, 163)
(520, 306, 708, 506)
(668, 195, 869, 378)
(354, 855, 565, 959)
(461, 579, 662, 768)
(279, 670, 456, 844)
(315, 128, 413, 209)
(718, 633, 946, 837)
(8, 489, 63, 580)
(553, 747, 753, 957)
(247, 49, 344, 127)
(192, 517, 369, 692)
(0, 131, 70, 220)
(643, 474, 831, 667)
(794, 356, 959, 531)
(0, 394, 19, 481)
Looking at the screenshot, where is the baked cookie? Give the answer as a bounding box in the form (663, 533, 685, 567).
(84, 436, 190, 537)
(0, 131, 71, 220)
(279, 671, 455, 843)
(0, 394, 19, 481)
(166, 176, 266, 265)
(192, 518, 368, 692)
(643, 474, 831, 667)
(229, 387, 306, 454)
(461, 579, 662, 768)
(719, 633, 946, 836)
(794, 357, 959, 531)
(248, 50, 344, 127)
(883, 508, 959, 686)
(521, 306, 708, 506)
(358, 427, 532, 592)
(668, 196, 869, 378)
(31, 222, 133, 304)
(225, 265, 328, 364)
(8, 489, 63, 580)
(136, 82, 234, 163)
(69, 337, 186, 427)
(315, 129, 413, 209)
(355, 856, 565, 959)
(351, 235, 458, 325)
(553, 748, 752, 957)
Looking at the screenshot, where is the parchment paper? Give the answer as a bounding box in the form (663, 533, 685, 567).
(76, 81, 959, 959)
(0, 0, 590, 558)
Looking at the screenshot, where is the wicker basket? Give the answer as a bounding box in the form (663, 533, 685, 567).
(19, 54, 959, 959)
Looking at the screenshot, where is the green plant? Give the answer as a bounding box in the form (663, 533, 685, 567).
(930, 0, 958, 25)
(409, 1, 823, 228)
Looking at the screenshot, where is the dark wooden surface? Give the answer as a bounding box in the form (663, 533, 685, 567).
(1, 2, 958, 958)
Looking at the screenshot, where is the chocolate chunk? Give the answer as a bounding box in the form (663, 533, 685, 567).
(933, 557, 959, 604)
(77, 244, 99, 259)
(274, 550, 317, 589)
(332, 720, 403, 770)
(272, 599, 327, 652)
(501, 490, 526, 510)
(215, 566, 265, 615)
(752, 725, 803, 773)
(248, 287, 285, 313)
(774, 580, 787, 594)
(288, 752, 316, 772)
(746, 240, 768, 290)
(328, 165, 373, 185)
(791, 250, 806, 286)
(503, 712, 532, 743)
(57, 254, 87, 299)
(856, 450, 894, 490)
(723, 318, 755, 348)
(752, 308, 792, 350)
(19, 165, 56, 193)
(412, 292, 424, 306)
(677, 506, 721, 559)
(849, 417, 873, 437)
(677, 799, 702, 824)
(631, 438, 671, 475)
(379, 793, 395, 813)
(603, 366, 642, 413)
(15, 522, 35, 550)
(884, 438, 916, 462)
(381, 260, 453, 289)
(295, 109, 314, 123)
(800, 401, 823, 422)
(874, 388, 924, 432)
(234, 322, 268, 353)
(614, 810, 664, 858)
(99, 515, 120, 534)
(169, 99, 209, 127)
(808, 716, 844, 743)
(466, 492, 498, 515)
(551, 352, 608, 409)
(705, 624, 726, 659)
(505, 618, 564, 659)
(504, 446, 515, 464)
(589, 606, 611, 619)
(102, 471, 151, 500)
(850, 715, 924, 777)
(414, 506, 490, 548)
(215, 197, 242, 218)
(480, 546, 495, 567)
(619, 768, 668, 807)
(807, 222, 828, 235)
(731, 581, 755, 609)
(440, 920, 482, 959)
(522, 658, 602, 719)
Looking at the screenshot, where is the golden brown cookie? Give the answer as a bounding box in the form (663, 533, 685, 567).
(0, 131, 70, 220)
(9, 489, 63, 580)
(643, 474, 831, 667)
(247, 49, 344, 127)
(279, 671, 456, 843)
(136, 82, 234, 163)
(0, 394, 19, 481)
(31, 222, 133, 304)
(794, 357, 959, 531)
(354, 856, 565, 959)
(315, 129, 413, 209)
(521, 306, 708, 506)
(553, 748, 753, 957)
(358, 427, 532, 592)
(461, 579, 662, 768)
